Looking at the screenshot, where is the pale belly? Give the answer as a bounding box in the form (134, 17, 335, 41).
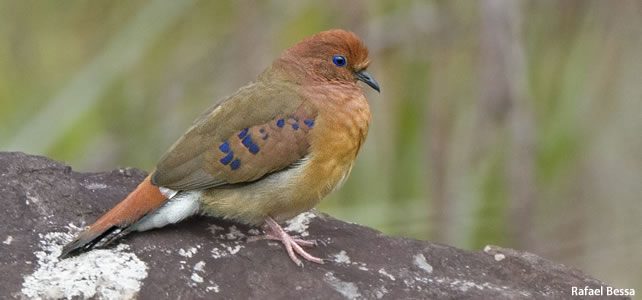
(199, 154, 353, 225)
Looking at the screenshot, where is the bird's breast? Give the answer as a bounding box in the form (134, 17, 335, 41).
(301, 86, 371, 198)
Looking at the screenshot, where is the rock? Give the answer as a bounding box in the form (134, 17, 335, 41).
(0, 152, 627, 299)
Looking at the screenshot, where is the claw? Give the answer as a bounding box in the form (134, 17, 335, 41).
(251, 217, 324, 265)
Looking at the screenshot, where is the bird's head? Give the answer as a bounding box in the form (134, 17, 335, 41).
(274, 29, 380, 93)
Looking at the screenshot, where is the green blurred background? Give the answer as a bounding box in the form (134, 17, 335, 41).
(1, 0, 640, 291)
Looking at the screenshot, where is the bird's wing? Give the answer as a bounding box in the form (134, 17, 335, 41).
(151, 81, 318, 190)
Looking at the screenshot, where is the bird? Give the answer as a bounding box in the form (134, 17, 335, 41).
(60, 29, 380, 266)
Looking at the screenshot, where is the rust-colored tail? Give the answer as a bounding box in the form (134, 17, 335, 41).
(60, 175, 166, 258)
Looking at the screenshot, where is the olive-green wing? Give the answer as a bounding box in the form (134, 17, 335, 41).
(151, 82, 318, 190)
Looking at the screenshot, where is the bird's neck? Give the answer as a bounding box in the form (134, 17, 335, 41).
(258, 58, 303, 84)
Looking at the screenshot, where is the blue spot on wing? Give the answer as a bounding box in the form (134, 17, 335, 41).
(276, 119, 285, 128)
(292, 123, 299, 130)
(230, 159, 241, 170)
(241, 135, 252, 147)
(248, 143, 259, 154)
(219, 152, 234, 165)
(242, 134, 260, 154)
(218, 141, 230, 153)
(304, 119, 315, 128)
(238, 128, 249, 139)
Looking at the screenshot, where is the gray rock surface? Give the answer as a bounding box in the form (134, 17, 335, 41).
(0, 152, 626, 299)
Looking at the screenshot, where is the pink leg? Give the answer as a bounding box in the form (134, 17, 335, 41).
(250, 216, 324, 266)
(248, 231, 318, 247)
(251, 235, 317, 247)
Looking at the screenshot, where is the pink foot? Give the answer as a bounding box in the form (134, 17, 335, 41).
(250, 216, 324, 266)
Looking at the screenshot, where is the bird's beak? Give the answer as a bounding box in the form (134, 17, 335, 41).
(355, 70, 380, 93)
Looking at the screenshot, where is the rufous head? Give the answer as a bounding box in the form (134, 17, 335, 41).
(275, 29, 380, 92)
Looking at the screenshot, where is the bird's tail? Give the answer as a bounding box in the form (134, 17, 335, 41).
(60, 174, 166, 258)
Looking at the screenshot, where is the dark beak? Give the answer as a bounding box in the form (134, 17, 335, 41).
(356, 70, 380, 93)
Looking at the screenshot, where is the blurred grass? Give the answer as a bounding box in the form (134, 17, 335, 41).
(1, 0, 640, 290)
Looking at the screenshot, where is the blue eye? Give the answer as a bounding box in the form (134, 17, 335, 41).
(332, 55, 347, 67)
